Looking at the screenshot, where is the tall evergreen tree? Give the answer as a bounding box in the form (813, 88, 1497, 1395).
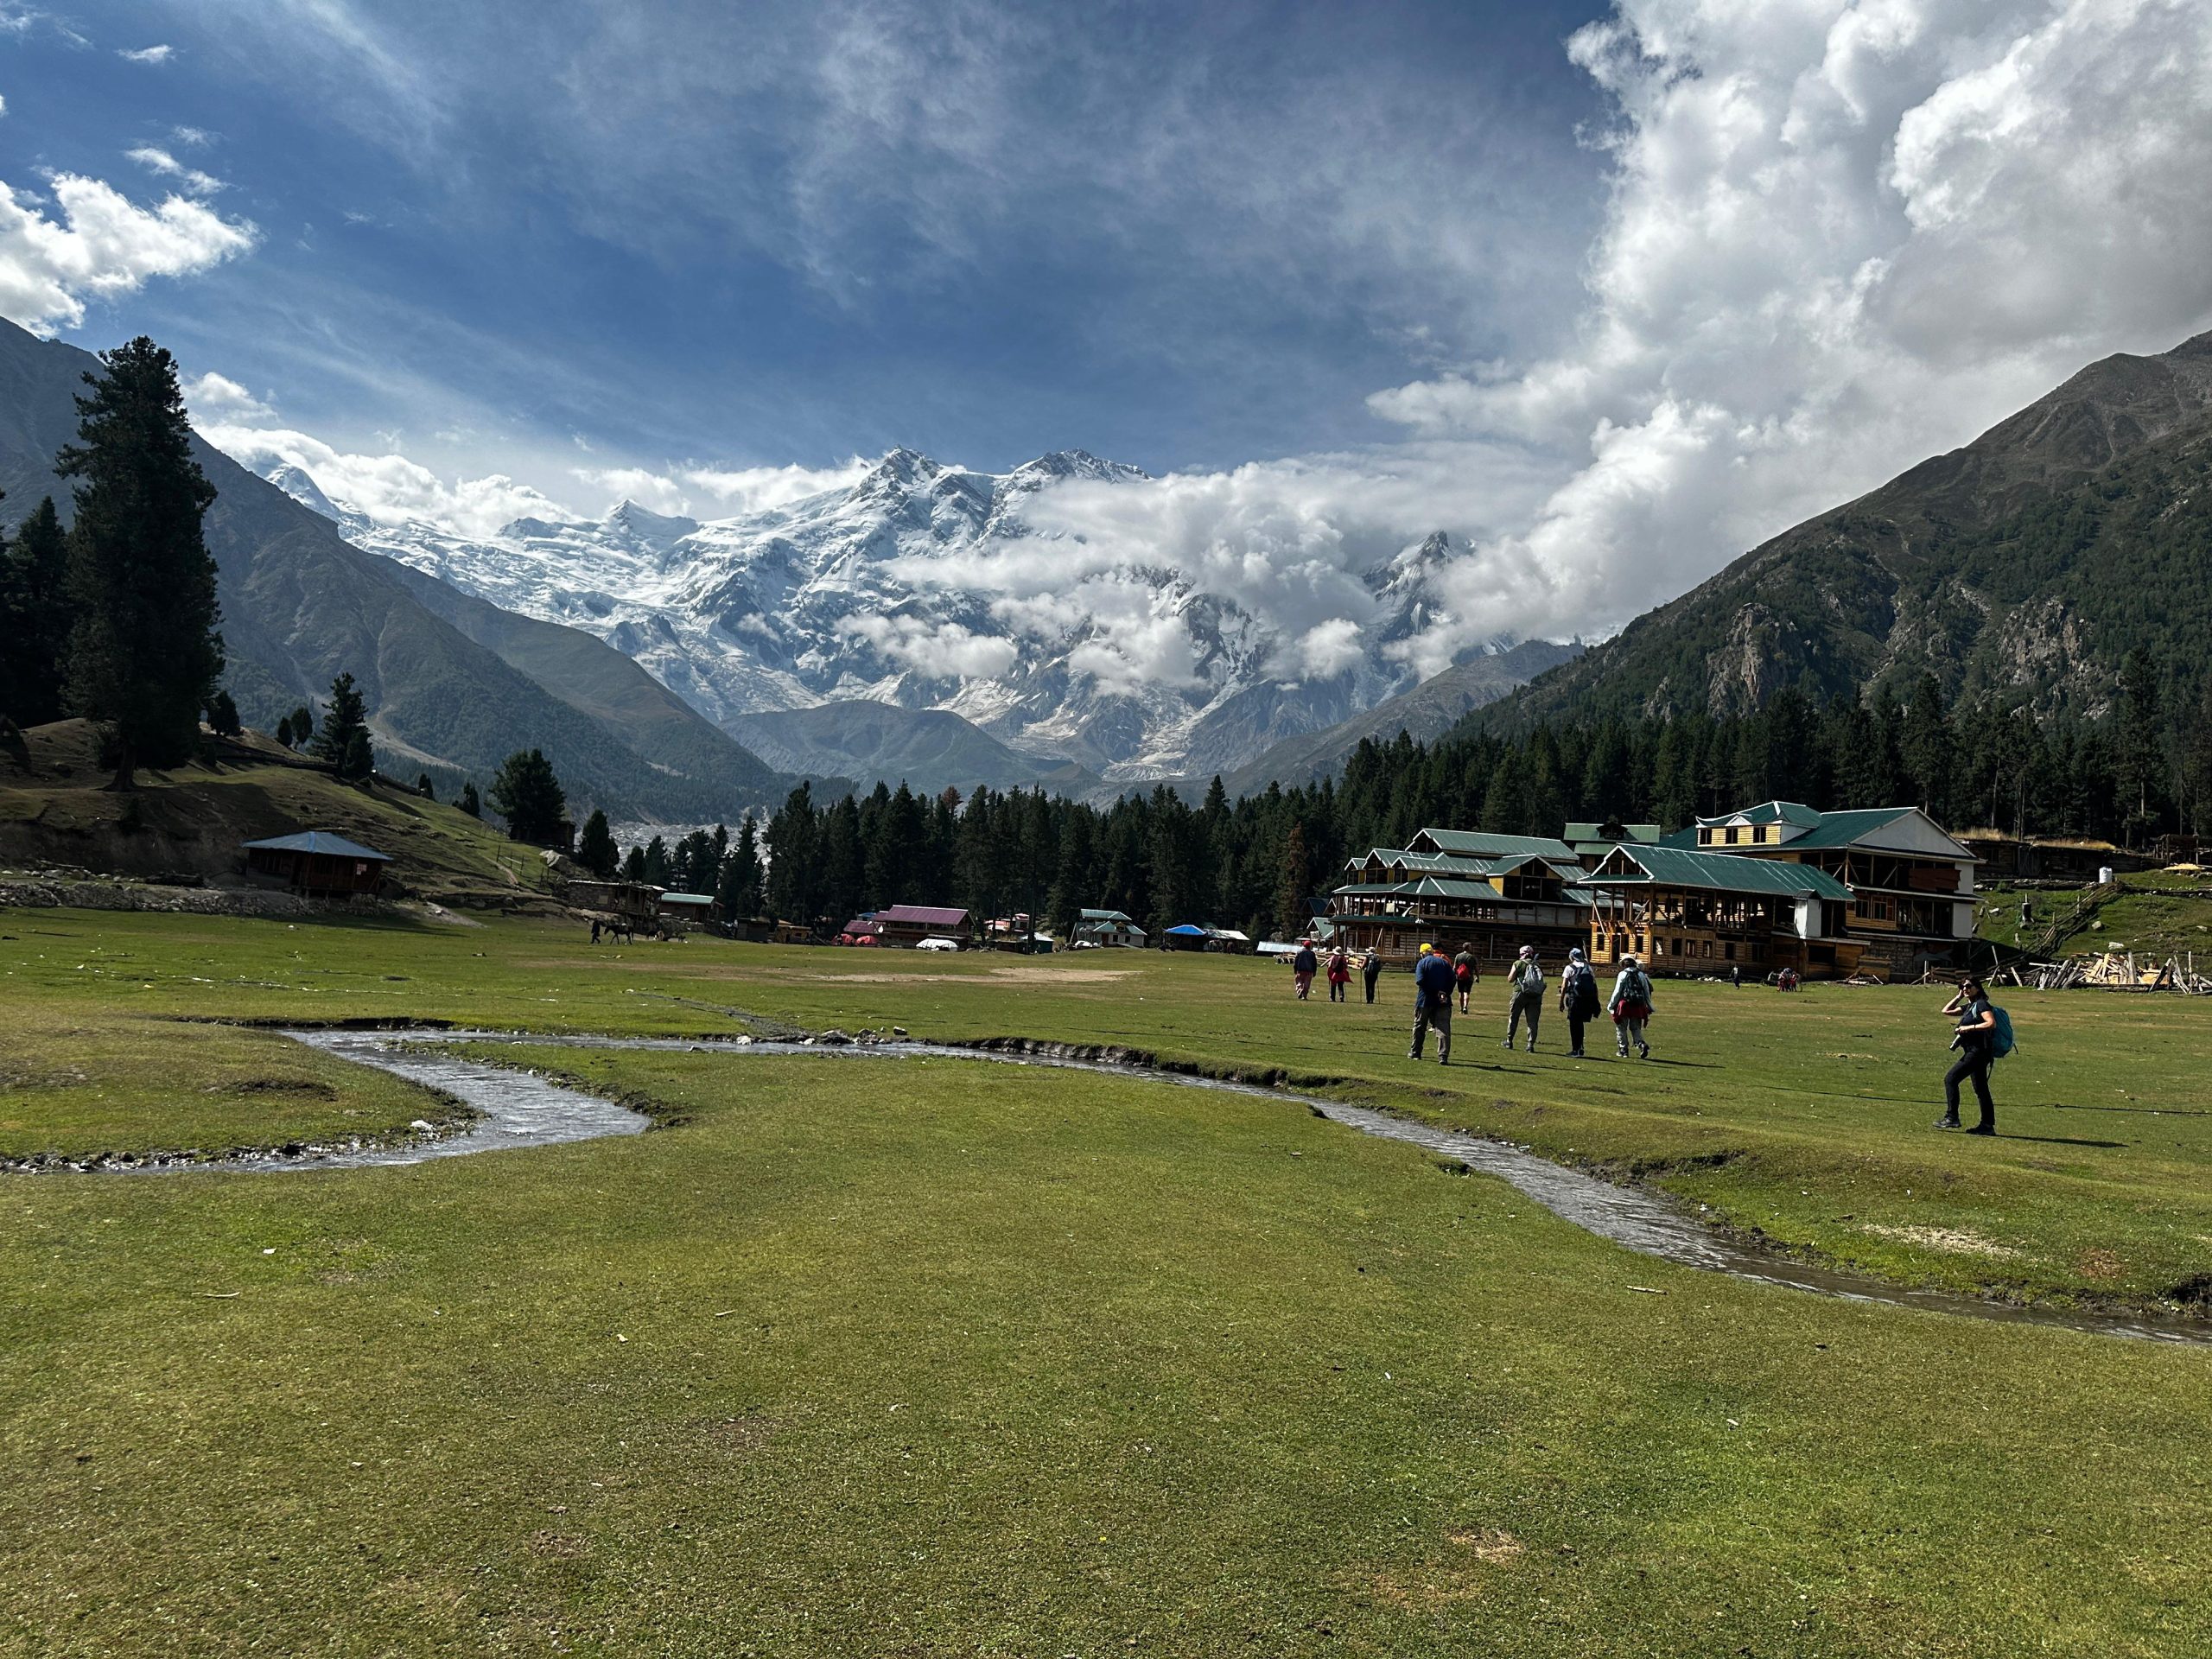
(1275, 818, 1311, 940)
(289, 704, 315, 747)
(456, 780, 480, 818)
(2115, 646, 2167, 842)
(488, 748, 568, 845)
(764, 785, 818, 924)
(55, 340, 222, 779)
(311, 672, 373, 780)
(203, 689, 242, 737)
(576, 808, 619, 877)
(0, 497, 74, 727)
(718, 816, 765, 919)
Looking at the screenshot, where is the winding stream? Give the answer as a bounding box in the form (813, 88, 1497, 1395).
(46, 1027, 2212, 1344)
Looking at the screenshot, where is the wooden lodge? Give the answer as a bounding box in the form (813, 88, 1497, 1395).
(1325, 828, 1592, 967)
(1675, 802, 1979, 977)
(656, 892, 718, 931)
(1324, 802, 1982, 982)
(873, 903, 971, 948)
(563, 879, 664, 932)
(1073, 907, 1147, 947)
(1583, 843, 1858, 976)
(241, 830, 392, 899)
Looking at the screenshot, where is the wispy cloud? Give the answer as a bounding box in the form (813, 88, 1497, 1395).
(126, 145, 224, 196)
(118, 43, 174, 64)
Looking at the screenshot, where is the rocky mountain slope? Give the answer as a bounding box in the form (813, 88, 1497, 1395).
(1481, 330, 2212, 729)
(270, 448, 1557, 791)
(0, 321, 793, 823)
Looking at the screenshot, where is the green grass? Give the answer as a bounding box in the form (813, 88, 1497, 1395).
(5, 1047, 2211, 1656)
(4, 909, 2212, 1311)
(0, 1006, 462, 1160)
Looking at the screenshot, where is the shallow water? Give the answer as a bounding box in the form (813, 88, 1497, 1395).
(77, 1027, 2212, 1344)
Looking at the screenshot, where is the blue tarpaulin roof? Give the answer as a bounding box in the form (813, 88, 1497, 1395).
(241, 830, 391, 861)
(1164, 924, 1210, 936)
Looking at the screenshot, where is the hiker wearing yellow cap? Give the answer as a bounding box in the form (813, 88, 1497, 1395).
(1409, 941, 1455, 1064)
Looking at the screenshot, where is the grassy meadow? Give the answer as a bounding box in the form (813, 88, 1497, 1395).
(4, 907, 2212, 1652)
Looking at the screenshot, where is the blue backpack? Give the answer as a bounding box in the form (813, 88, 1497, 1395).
(1989, 1005, 2016, 1059)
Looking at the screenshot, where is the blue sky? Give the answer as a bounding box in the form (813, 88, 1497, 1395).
(4, 2, 2211, 654)
(1, 0, 1611, 489)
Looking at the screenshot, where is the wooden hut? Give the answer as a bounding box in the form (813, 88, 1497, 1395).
(240, 830, 392, 898)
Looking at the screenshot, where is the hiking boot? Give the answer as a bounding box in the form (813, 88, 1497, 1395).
(1407, 1049, 1421, 1061)
(1933, 1116, 1961, 1130)
(1500, 1039, 1513, 1050)
(1966, 1122, 1996, 1136)
(1525, 1039, 1536, 1053)
(1637, 1042, 1650, 1059)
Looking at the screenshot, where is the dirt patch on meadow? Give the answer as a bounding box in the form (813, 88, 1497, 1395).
(815, 965, 1135, 984)
(1859, 1223, 2021, 1259)
(1366, 1530, 1523, 1609)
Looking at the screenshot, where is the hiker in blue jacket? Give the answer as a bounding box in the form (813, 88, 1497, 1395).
(1937, 975, 1999, 1135)
(1408, 943, 1456, 1065)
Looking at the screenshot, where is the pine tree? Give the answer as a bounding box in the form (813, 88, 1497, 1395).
(415, 772, 435, 800)
(1275, 818, 1310, 940)
(289, 704, 315, 747)
(621, 845, 646, 881)
(342, 728, 374, 784)
(488, 748, 568, 845)
(203, 689, 241, 736)
(717, 816, 765, 919)
(2115, 647, 2167, 842)
(276, 714, 294, 748)
(55, 340, 222, 779)
(577, 808, 619, 877)
(764, 785, 817, 923)
(457, 780, 480, 818)
(2185, 681, 2212, 837)
(311, 672, 372, 779)
(0, 497, 74, 727)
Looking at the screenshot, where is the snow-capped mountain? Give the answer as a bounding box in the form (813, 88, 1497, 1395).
(256, 447, 1509, 784)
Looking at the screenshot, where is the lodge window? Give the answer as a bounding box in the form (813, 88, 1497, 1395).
(1725, 827, 1740, 845)
(1751, 826, 1767, 844)
(1699, 829, 1713, 845)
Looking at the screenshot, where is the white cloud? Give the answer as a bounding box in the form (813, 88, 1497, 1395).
(201, 421, 573, 539)
(171, 125, 214, 147)
(570, 465, 691, 516)
(1356, 0, 2212, 660)
(118, 44, 174, 64)
(836, 613, 1020, 681)
(679, 459, 873, 514)
(127, 145, 224, 196)
(0, 172, 257, 332)
(184, 371, 272, 419)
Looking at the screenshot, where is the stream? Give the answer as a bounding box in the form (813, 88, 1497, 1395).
(74, 1027, 2212, 1344)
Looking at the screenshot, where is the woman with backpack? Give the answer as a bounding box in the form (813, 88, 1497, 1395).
(1938, 975, 2000, 1135)
(1325, 944, 1352, 1002)
(1559, 947, 1601, 1058)
(1610, 955, 1653, 1058)
(1452, 944, 1478, 1013)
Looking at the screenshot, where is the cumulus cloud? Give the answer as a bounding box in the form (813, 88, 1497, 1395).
(126, 146, 224, 196)
(118, 44, 174, 64)
(0, 172, 257, 331)
(836, 613, 1020, 681)
(184, 370, 272, 419)
(570, 465, 693, 517)
(200, 421, 571, 539)
(1355, 0, 2212, 661)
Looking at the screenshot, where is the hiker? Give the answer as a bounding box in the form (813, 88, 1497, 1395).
(1326, 944, 1351, 1003)
(1730, 963, 1741, 989)
(1292, 940, 1318, 1001)
(1408, 943, 1455, 1064)
(1361, 947, 1382, 1004)
(590, 918, 602, 944)
(1937, 975, 1999, 1135)
(1503, 945, 1545, 1052)
(1453, 944, 1478, 1013)
(1611, 955, 1654, 1058)
(1559, 947, 1601, 1058)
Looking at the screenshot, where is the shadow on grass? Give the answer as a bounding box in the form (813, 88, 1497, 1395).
(2050, 1102, 2212, 1116)
(1996, 1133, 2127, 1148)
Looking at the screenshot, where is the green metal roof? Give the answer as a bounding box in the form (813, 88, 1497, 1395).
(1563, 822, 1662, 844)
(1414, 826, 1579, 860)
(1697, 800, 1825, 829)
(1398, 876, 1503, 900)
(1756, 808, 1921, 850)
(1589, 844, 1853, 901)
